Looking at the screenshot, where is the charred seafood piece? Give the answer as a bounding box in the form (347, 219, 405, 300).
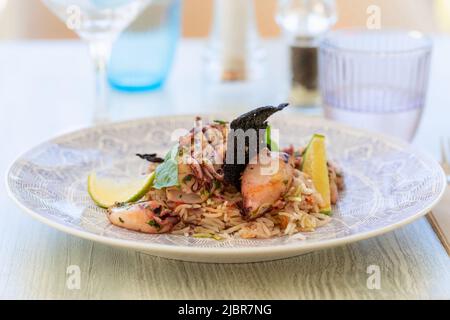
(107, 201, 179, 234)
(241, 149, 294, 220)
(224, 103, 289, 190)
(176, 118, 228, 198)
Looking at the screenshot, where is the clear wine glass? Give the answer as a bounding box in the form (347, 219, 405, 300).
(42, 0, 150, 123)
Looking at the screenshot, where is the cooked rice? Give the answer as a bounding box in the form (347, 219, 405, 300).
(167, 169, 331, 240)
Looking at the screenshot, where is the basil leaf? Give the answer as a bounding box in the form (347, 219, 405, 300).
(153, 144, 179, 189)
(213, 119, 228, 125)
(265, 125, 279, 152)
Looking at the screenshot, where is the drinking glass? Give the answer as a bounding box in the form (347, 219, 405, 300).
(108, 0, 181, 91)
(42, 0, 149, 122)
(319, 29, 433, 141)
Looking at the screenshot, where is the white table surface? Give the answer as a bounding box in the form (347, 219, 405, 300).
(0, 39, 449, 299)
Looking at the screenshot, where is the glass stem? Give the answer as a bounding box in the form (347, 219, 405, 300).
(89, 40, 112, 124)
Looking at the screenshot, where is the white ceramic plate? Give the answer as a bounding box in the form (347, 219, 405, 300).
(6, 114, 446, 263)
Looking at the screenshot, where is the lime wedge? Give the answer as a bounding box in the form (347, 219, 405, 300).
(302, 134, 332, 214)
(87, 172, 155, 208)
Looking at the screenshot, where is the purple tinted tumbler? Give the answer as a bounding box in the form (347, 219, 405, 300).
(319, 30, 432, 141)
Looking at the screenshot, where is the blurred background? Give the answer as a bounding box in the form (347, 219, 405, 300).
(0, 0, 448, 40)
(1, 0, 450, 143)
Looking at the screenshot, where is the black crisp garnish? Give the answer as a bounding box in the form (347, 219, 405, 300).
(148, 220, 161, 229)
(223, 103, 289, 189)
(136, 153, 164, 163)
(153, 206, 161, 215)
(119, 217, 125, 223)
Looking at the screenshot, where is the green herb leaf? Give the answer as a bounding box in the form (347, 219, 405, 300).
(213, 180, 222, 190)
(213, 119, 228, 125)
(193, 233, 223, 240)
(153, 144, 179, 189)
(265, 125, 279, 152)
(147, 220, 161, 229)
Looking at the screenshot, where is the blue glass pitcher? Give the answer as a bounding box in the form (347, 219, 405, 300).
(108, 0, 181, 91)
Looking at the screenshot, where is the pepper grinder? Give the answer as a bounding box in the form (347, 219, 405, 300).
(277, 0, 337, 108)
